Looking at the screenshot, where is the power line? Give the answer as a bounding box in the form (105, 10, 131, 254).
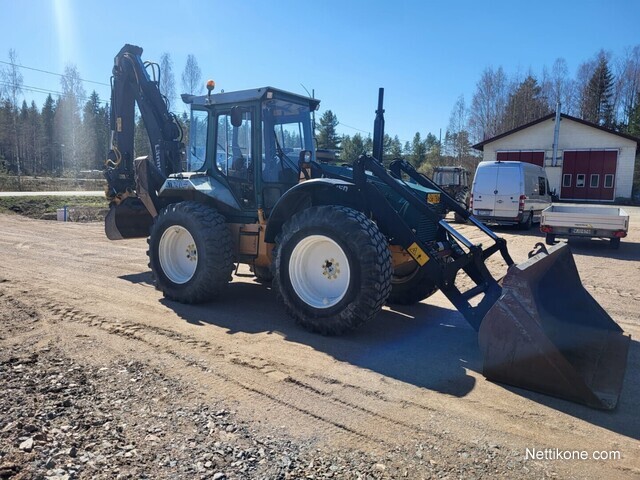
(0, 60, 109, 86)
(0, 81, 109, 105)
(337, 121, 370, 135)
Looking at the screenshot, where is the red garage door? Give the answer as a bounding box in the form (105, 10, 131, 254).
(560, 150, 617, 201)
(496, 150, 544, 166)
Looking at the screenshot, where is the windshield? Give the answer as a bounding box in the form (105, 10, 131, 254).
(262, 99, 314, 183)
(434, 171, 460, 186)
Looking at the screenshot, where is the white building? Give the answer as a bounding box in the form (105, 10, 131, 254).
(473, 114, 638, 201)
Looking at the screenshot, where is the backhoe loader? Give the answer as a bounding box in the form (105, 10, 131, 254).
(104, 44, 630, 409)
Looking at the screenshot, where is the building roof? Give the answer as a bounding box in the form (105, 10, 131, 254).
(472, 113, 640, 151)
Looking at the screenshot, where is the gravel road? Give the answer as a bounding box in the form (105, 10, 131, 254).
(0, 209, 638, 479)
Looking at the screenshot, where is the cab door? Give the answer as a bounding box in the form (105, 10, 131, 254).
(214, 106, 257, 211)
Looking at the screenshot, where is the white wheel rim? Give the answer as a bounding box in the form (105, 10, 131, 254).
(289, 235, 351, 309)
(159, 225, 198, 284)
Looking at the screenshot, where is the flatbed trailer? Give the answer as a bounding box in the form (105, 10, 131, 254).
(541, 204, 629, 249)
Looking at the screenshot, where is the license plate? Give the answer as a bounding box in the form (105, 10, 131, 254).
(571, 228, 593, 235)
(476, 209, 491, 216)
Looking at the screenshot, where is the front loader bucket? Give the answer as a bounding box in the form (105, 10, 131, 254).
(478, 243, 630, 409)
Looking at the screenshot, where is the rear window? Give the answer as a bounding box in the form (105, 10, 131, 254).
(473, 166, 498, 194)
(495, 165, 520, 194)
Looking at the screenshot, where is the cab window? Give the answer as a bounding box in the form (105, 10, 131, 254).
(188, 109, 208, 171)
(216, 108, 253, 181)
(214, 107, 255, 209)
(262, 99, 313, 184)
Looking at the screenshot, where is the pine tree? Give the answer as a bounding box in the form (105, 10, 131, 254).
(500, 75, 550, 131)
(41, 95, 56, 174)
(580, 52, 615, 127)
(409, 132, 426, 168)
(316, 110, 340, 149)
(340, 133, 364, 163)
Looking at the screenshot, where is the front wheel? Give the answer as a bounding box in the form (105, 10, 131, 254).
(273, 206, 392, 335)
(148, 202, 234, 303)
(388, 262, 437, 305)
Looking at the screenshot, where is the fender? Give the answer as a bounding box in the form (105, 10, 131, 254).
(264, 178, 362, 243)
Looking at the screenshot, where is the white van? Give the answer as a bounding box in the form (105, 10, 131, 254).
(471, 161, 552, 229)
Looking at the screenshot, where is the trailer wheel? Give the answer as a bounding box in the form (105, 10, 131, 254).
(273, 206, 392, 335)
(610, 237, 621, 250)
(545, 233, 556, 245)
(148, 202, 233, 303)
(388, 264, 437, 305)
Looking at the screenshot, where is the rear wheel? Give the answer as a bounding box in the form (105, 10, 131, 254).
(273, 206, 392, 335)
(519, 212, 533, 230)
(610, 237, 621, 249)
(148, 202, 234, 303)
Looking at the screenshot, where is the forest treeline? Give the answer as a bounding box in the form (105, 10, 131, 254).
(1, 46, 639, 185)
(319, 48, 640, 175)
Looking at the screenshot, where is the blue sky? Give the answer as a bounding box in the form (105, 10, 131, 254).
(2, 0, 639, 145)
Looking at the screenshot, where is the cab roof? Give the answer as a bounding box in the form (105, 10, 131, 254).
(182, 87, 320, 110)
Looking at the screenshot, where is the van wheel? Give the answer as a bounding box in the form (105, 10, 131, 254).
(545, 233, 556, 245)
(610, 237, 621, 250)
(518, 212, 533, 230)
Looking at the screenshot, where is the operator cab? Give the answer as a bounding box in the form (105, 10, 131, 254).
(183, 87, 319, 216)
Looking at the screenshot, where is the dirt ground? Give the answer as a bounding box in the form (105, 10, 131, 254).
(0, 207, 639, 479)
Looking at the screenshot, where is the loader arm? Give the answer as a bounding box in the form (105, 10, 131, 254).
(352, 155, 629, 409)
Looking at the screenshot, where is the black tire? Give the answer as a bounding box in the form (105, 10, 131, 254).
(273, 205, 392, 335)
(518, 212, 533, 230)
(545, 233, 556, 245)
(253, 265, 273, 283)
(387, 263, 437, 305)
(610, 237, 621, 250)
(453, 191, 469, 223)
(147, 202, 233, 303)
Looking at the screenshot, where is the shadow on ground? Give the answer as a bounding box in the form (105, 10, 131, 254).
(119, 272, 640, 441)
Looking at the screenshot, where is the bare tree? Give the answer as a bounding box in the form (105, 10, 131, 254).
(468, 66, 508, 142)
(541, 58, 577, 115)
(56, 64, 86, 173)
(159, 53, 177, 110)
(181, 54, 203, 95)
(444, 95, 471, 161)
(614, 45, 640, 127)
(2, 49, 24, 186)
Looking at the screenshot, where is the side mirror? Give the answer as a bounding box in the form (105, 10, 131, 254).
(230, 106, 243, 128)
(298, 150, 312, 181)
(298, 150, 312, 166)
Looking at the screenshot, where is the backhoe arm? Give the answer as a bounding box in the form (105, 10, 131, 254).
(104, 44, 183, 200)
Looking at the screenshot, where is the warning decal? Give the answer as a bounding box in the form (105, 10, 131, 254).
(407, 242, 429, 266)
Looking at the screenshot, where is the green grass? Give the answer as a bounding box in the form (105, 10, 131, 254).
(0, 196, 108, 220)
